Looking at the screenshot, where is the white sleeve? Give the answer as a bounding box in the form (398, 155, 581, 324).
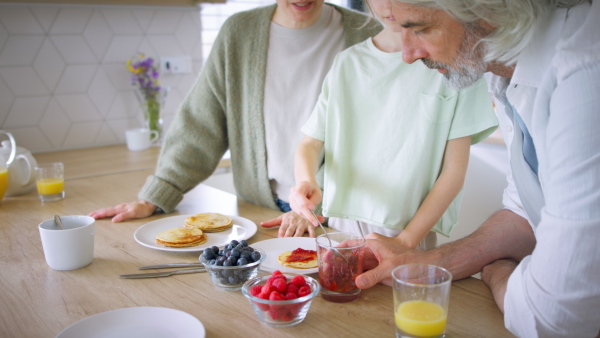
(503, 62, 600, 337)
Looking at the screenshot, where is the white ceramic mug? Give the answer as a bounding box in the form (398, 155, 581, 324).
(125, 128, 159, 151)
(39, 215, 95, 270)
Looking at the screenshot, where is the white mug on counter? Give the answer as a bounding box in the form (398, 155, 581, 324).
(125, 128, 159, 151)
(39, 215, 95, 270)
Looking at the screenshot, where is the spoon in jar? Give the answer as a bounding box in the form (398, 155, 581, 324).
(310, 209, 349, 264)
(54, 215, 65, 230)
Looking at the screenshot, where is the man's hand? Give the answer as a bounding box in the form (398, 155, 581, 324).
(355, 232, 424, 289)
(481, 259, 518, 313)
(88, 200, 157, 223)
(261, 211, 324, 237)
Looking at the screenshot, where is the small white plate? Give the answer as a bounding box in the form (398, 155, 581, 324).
(134, 214, 257, 252)
(56, 307, 205, 338)
(251, 237, 319, 275)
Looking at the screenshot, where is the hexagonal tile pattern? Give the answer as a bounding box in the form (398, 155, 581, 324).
(0, 6, 44, 34)
(34, 39, 66, 90)
(55, 65, 97, 94)
(30, 7, 59, 33)
(84, 12, 114, 61)
(51, 35, 98, 64)
(0, 67, 49, 96)
(0, 35, 44, 66)
(0, 1, 299, 152)
(4, 96, 49, 128)
(39, 98, 71, 148)
(0, 77, 14, 125)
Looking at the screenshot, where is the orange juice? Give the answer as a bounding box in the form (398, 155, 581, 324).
(0, 167, 7, 200)
(36, 177, 64, 195)
(395, 300, 447, 337)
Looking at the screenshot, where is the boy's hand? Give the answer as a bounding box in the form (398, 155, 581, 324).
(289, 181, 323, 226)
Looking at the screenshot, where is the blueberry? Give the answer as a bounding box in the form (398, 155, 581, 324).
(215, 259, 223, 266)
(231, 248, 241, 258)
(218, 249, 226, 256)
(251, 251, 261, 262)
(245, 246, 254, 253)
(237, 258, 248, 266)
(230, 240, 239, 248)
(240, 240, 249, 247)
(209, 259, 216, 265)
(223, 259, 234, 267)
(203, 248, 217, 260)
(211, 246, 220, 254)
(240, 251, 251, 260)
(228, 276, 239, 284)
(226, 256, 237, 266)
(221, 269, 233, 277)
(217, 256, 227, 264)
(225, 250, 232, 257)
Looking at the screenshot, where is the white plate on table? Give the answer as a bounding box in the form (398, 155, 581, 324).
(251, 237, 319, 275)
(56, 307, 205, 338)
(134, 214, 257, 252)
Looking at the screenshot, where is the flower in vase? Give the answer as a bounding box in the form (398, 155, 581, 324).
(127, 53, 165, 139)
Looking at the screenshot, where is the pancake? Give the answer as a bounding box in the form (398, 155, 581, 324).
(278, 248, 318, 269)
(184, 212, 233, 233)
(155, 226, 207, 248)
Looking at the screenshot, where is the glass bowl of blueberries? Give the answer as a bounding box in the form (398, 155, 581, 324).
(199, 239, 266, 291)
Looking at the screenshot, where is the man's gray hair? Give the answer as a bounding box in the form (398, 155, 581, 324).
(394, 0, 588, 65)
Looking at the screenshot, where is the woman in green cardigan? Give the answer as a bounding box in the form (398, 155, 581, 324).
(90, 0, 382, 237)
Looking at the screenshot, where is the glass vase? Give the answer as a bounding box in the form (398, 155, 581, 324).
(135, 87, 168, 143)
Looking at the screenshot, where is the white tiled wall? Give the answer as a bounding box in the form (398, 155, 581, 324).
(0, 1, 349, 154)
(0, 3, 204, 153)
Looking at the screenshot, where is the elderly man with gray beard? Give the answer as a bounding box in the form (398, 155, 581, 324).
(354, 1, 600, 337)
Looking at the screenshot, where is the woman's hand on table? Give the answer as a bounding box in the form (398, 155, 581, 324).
(88, 200, 157, 222)
(261, 211, 322, 237)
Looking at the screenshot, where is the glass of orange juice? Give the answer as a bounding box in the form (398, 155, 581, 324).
(35, 162, 65, 202)
(392, 264, 452, 338)
(0, 166, 8, 201)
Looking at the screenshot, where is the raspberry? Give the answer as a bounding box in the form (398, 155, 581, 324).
(272, 270, 283, 276)
(297, 285, 311, 297)
(284, 292, 298, 300)
(281, 311, 294, 321)
(268, 308, 282, 320)
(254, 300, 270, 311)
(272, 278, 287, 293)
(261, 283, 274, 296)
(269, 291, 285, 301)
(250, 285, 263, 297)
(290, 275, 307, 288)
(285, 283, 299, 296)
(267, 273, 287, 286)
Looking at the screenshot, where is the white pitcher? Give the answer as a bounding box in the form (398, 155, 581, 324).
(0, 131, 37, 197)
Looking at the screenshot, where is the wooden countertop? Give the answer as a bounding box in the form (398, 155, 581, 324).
(0, 146, 513, 338)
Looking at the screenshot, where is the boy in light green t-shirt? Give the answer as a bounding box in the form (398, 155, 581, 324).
(288, 0, 498, 249)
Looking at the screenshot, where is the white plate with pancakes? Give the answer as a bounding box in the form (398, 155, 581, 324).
(56, 307, 205, 338)
(251, 237, 319, 275)
(134, 214, 257, 252)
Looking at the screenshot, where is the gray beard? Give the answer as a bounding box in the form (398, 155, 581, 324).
(421, 24, 487, 91)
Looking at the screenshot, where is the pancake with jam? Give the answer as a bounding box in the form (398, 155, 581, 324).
(278, 248, 318, 269)
(155, 226, 207, 248)
(184, 212, 233, 233)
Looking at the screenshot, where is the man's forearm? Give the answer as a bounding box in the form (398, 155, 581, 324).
(432, 209, 535, 280)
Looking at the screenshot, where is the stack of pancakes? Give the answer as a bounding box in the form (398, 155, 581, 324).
(156, 226, 207, 248)
(184, 213, 233, 232)
(155, 213, 233, 248)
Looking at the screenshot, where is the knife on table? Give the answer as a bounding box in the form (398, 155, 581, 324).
(119, 268, 205, 279)
(138, 262, 204, 270)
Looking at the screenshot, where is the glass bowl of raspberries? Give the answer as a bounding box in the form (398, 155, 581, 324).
(199, 240, 266, 291)
(241, 270, 321, 328)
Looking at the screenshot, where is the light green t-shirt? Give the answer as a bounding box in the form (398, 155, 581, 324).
(301, 38, 498, 236)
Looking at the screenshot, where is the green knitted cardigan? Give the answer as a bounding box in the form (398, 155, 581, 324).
(139, 4, 382, 213)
